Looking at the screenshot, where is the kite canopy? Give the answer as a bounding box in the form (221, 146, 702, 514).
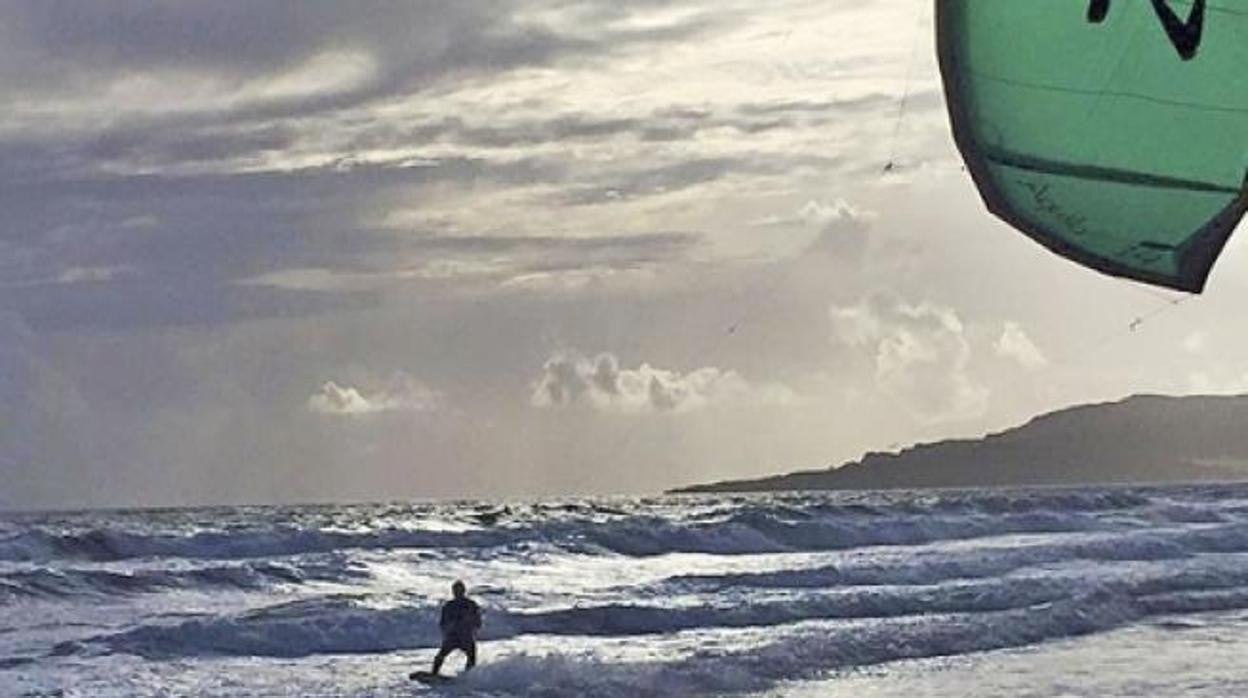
(937, 0, 1248, 292)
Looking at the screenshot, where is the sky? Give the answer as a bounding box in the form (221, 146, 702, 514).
(2, 0, 1248, 510)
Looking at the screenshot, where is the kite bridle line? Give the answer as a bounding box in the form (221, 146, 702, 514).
(1039, 284, 1196, 373)
(883, 0, 934, 175)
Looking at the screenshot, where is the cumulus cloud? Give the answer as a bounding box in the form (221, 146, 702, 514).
(308, 372, 441, 416)
(798, 200, 875, 261)
(831, 296, 988, 423)
(754, 199, 872, 231)
(794, 200, 873, 229)
(994, 322, 1048, 370)
(531, 351, 796, 415)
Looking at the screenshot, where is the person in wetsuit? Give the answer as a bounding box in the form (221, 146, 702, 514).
(431, 580, 482, 676)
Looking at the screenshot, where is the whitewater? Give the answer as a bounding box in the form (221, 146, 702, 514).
(5, 484, 1248, 696)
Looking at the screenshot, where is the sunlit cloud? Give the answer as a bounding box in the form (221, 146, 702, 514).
(531, 351, 797, 415)
(308, 373, 441, 417)
(994, 322, 1048, 371)
(832, 296, 988, 423)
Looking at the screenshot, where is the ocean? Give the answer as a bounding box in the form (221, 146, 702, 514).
(4, 483, 1248, 696)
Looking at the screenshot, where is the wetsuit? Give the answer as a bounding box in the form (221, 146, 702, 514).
(432, 596, 481, 673)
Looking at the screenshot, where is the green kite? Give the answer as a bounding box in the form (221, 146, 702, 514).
(937, 0, 1248, 292)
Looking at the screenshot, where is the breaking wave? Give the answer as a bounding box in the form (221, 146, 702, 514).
(0, 485, 1233, 565)
(9, 483, 1248, 696)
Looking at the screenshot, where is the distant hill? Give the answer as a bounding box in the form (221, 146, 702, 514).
(672, 394, 1248, 493)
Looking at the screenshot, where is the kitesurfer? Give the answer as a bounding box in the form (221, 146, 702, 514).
(430, 580, 482, 676)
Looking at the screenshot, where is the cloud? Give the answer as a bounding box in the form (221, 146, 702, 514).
(0, 278, 377, 331)
(238, 232, 700, 293)
(531, 351, 796, 415)
(0, 1, 734, 330)
(799, 200, 874, 261)
(735, 93, 898, 118)
(750, 199, 874, 265)
(0, 1, 722, 162)
(831, 296, 988, 423)
(0, 2, 686, 128)
(0, 0, 929, 335)
(994, 322, 1048, 370)
(56, 265, 136, 284)
(308, 372, 441, 416)
(754, 199, 872, 230)
(553, 157, 750, 206)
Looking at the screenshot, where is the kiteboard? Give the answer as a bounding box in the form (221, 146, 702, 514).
(409, 670, 453, 686)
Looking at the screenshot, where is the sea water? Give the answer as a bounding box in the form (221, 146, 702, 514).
(4, 484, 1248, 696)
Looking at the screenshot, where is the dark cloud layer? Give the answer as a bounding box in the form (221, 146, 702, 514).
(0, 0, 1001, 509)
(0, 1, 743, 331)
(0, 157, 552, 319)
(1, 279, 378, 332)
(2, 2, 581, 108)
(0, 1, 721, 134)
